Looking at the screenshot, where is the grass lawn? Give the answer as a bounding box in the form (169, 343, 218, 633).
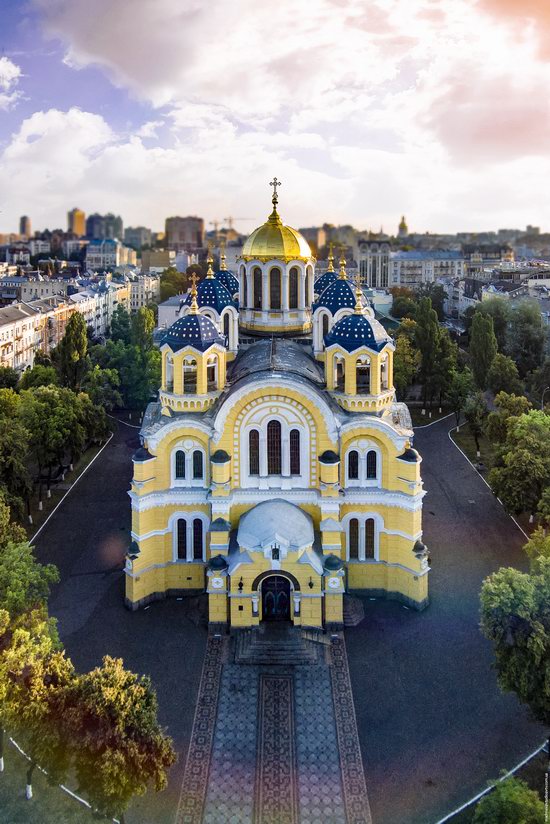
(450, 424, 496, 470)
(446, 750, 548, 823)
(0, 741, 96, 824)
(20, 441, 106, 541)
(409, 406, 452, 427)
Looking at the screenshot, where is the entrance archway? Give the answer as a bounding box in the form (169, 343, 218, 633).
(261, 575, 291, 622)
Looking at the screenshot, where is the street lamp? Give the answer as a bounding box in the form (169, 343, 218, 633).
(542, 386, 550, 411)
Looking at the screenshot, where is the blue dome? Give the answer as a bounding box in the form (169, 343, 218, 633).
(314, 277, 358, 315)
(184, 276, 234, 313)
(161, 312, 226, 352)
(324, 312, 391, 352)
(216, 268, 239, 297)
(314, 270, 337, 295)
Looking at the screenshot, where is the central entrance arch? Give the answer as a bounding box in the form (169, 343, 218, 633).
(261, 575, 291, 622)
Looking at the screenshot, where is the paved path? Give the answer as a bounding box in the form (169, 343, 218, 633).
(346, 417, 545, 824)
(177, 633, 371, 824)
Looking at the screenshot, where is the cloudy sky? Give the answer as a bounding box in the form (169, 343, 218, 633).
(1, 0, 549, 235)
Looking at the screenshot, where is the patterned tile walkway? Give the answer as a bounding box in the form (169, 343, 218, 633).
(176, 632, 371, 824)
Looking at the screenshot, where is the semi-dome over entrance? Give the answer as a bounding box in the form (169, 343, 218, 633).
(237, 498, 314, 553)
(241, 177, 312, 263)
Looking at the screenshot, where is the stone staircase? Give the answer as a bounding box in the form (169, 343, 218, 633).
(343, 595, 365, 627)
(234, 624, 324, 666)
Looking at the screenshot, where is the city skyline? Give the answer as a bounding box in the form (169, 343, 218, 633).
(1, 0, 550, 234)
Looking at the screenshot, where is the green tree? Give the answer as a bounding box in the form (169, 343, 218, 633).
(0, 387, 20, 418)
(432, 329, 457, 408)
(464, 391, 487, 456)
(486, 353, 523, 396)
(523, 527, 550, 564)
(58, 312, 88, 390)
(508, 300, 546, 376)
(0, 491, 27, 548)
(469, 313, 497, 389)
(67, 656, 177, 821)
(414, 297, 441, 408)
(159, 266, 187, 302)
(391, 295, 417, 320)
(0, 540, 59, 619)
(485, 392, 532, 445)
(0, 416, 31, 515)
(395, 317, 417, 342)
(0, 366, 19, 390)
(473, 777, 544, 824)
(536, 488, 550, 533)
(19, 365, 59, 390)
(19, 386, 75, 497)
(480, 558, 550, 729)
(110, 304, 132, 344)
(415, 282, 446, 321)
(474, 298, 511, 352)
(82, 364, 122, 410)
(447, 368, 474, 427)
(489, 410, 550, 516)
(131, 306, 155, 351)
(393, 336, 419, 399)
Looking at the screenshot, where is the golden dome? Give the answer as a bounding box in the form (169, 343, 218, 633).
(241, 179, 312, 262)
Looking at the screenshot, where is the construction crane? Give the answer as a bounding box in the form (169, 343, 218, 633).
(224, 216, 253, 230)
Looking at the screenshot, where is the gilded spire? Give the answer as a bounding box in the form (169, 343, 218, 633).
(188, 273, 199, 314)
(338, 251, 347, 280)
(327, 242, 335, 272)
(355, 286, 364, 313)
(220, 238, 227, 271)
(206, 249, 215, 279)
(268, 176, 282, 225)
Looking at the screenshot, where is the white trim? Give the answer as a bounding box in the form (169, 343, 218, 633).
(339, 417, 409, 449)
(345, 442, 381, 488)
(342, 511, 383, 561)
(170, 441, 207, 487)
(239, 404, 310, 489)
(146, 419, 213, 449)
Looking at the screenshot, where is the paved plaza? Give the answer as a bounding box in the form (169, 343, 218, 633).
(177, 632, 370, 824)
(33, 417, 546, 824)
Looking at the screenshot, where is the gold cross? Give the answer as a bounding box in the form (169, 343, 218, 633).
(269, 176, 281, 206)
(188, 272, 199, 290)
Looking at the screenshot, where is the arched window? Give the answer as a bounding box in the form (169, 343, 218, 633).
(305, 271, 312, 305)
(223, 312, 230, 340)
(290, 429, 300, 475)
(206, 357, 217, 392)
(175, 450, 186, 479)
(249, 430, 260, 475)
(289, 267, 299, 309)
(269, 267, 281, 310)
(253, 267, 262, 309)
(192, 450, 203, 479)
(166, 355, 174, 392)
(193, 518, 203, 560)
(267, 420, 282, 475)
(381, 354, 389, 390)
(366, 450, 377, 480)
(183, 358, 197, 394)
(365, 518, 375, 559)
(322, 314, 329, 339)
(177, 518, 187, 560)
(349, 518, 359, 560)
(348, 450, 359, 480)
(356, 357, 370, 394)
(335, 358, 345, 392)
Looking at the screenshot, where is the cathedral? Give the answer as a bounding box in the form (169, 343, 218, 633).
(125, 181, 429, 629)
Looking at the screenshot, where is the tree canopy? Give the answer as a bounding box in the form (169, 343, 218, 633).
(469, 313, 497, 389)
(473, 777, 544, 824)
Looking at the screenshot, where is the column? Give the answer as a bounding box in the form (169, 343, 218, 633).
(262, 268, 269, 312)
(344, 358, 355, 395)
(282, 269, 289, 312)
(299, 268, 306, 309)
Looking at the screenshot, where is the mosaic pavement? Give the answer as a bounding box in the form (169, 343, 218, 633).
(176, 631, 371, 824)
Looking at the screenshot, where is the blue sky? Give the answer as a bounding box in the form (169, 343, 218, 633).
(1, 0, 550, 235)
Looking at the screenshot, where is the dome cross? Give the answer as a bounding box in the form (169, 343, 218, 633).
(269, 176, 281, 207)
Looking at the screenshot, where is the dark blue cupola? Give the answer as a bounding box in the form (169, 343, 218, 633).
(184, 256, 234, 314)
(314, 245, 338, 296)
(162, 279, 226, 352)
(314, 255, 365, 315)
(216, 248, 240, 297)
(324, 290, 391, 352)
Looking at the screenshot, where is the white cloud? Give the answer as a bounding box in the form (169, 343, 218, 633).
(6, 0, 550, 232)
(0, 56, 22, 110)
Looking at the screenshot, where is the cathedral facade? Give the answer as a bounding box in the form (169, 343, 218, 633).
(125, 182, 429, 629)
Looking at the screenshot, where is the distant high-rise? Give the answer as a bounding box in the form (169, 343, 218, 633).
(124, 226, 152, 250)
(19, 215, 31, 238)
(165, 216, 204, 250)
(85, 212, 123, 240)
(68, 208, 86, 236)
